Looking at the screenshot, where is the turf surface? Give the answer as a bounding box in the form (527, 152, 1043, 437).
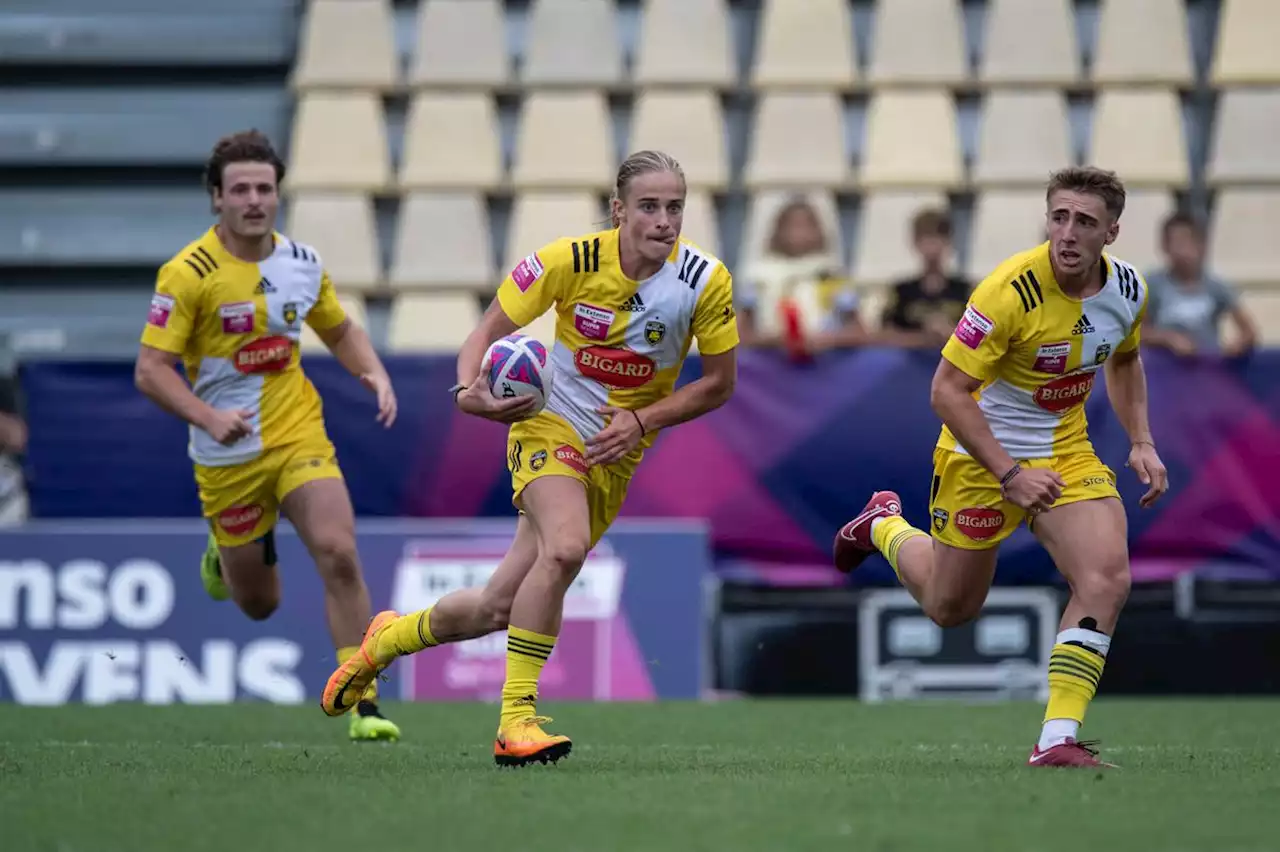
(4, 699, 1277, 852)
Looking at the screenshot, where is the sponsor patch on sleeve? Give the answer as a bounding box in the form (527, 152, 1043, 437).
(511, 253, 545, 293)
(147, 293, 175, 329)
(954, 304, 995, 350)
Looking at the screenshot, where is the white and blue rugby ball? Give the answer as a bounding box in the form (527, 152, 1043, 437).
(485, 333, 552, 414)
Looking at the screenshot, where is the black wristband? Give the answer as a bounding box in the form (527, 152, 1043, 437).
(999, 463, 1022, 488)
(631, 409, 646, 436)
(449, 383, 465, 405)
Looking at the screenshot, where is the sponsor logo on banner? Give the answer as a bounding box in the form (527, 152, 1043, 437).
(955, 507, 1004, 540)
(954, 305, 994, 350)
(219, 302, 255, 335)
(235, 336, 292, 373)
(218, 504, 264, 537)
(1033, 341, 1071, 374)
(511, 253, 544, 292)
(554, 445, 588, 474)
(147, 293, 175, 329)
(573, 304, 614, 341)
(575, 346, 655, 388)
(1033, 372, 1095, 413)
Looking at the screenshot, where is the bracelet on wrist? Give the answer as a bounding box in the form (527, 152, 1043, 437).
(630, 409, 646, 436)
(999, 463, 1022, 488)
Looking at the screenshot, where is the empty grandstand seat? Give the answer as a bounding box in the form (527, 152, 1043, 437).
(965, 190, 1048, 281)
(1107, 190, 1176, 275)
(860, 90, 963, 189)
(0, 0, 295, 66)
(389, 293, 483, 351)
(291, 0, 399, 91)
(288, 92, 392, 192)
(628, 90, 729, 190)
(743, 92, 849, 188)
(681, 190, 722, 258)
(0, 87, 288, 167)
(1206, 88, 1280, 186)
(1211, 0, 1280, 85)
(504, 193, 605, 272)
(741, 190, 844, 274)
(751, 0, 858, 88)
(399, 93, 503, 189)
(284, 194, 382, 292)
(1236, 292, 1280, 345)
(391, 193, 495, 290)
(972, 90, 1073, 187)
(1088, 88, 1188, 187)
(301, 295, 368, 353)
(1209, 189, 1280, 287)
(1092, 0, 1193, 86)
(633, 0, 735, 88)
(853, 191, 949, 287)
(521, 0, 623, 86)
(867, 0, 968, 86)
(979, 0, 1080, 86)
(409, 0, 510, 88)
(0, 188, 213, 266)
(511, 92, 613, 190)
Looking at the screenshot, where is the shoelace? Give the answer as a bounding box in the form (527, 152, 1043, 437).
(1069, 739, 1102, 756)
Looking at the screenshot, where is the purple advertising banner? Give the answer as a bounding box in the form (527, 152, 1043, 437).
(0, 519, 710, 705)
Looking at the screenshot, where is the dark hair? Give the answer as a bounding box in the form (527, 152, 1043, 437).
(1160, 210, 1205, 244)
(768, 198, 826, 255)
(608, 150, 685, 227)
(1046, 165, 1126, 220)
(203, 129, 286, 196)
(911, 207, 952, 241)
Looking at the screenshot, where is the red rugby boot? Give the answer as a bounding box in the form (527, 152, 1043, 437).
(833, 491, 903, 574)
(1027, 738, 1116, 769)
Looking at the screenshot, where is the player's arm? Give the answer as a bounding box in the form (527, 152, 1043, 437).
(309, 271, 397, 427)
(1105, 287, 1168, 505)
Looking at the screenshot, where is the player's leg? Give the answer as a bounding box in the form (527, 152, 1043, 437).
(215, 532, 282, 620)
(196, 463, 281, 619)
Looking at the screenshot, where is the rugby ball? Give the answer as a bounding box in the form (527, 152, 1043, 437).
(485, 333, 552, 414)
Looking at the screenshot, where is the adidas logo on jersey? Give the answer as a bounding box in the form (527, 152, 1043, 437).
(1072, 313, 1095, 335)
(255, 277, 276, 294)
(618, 293, 646, 312)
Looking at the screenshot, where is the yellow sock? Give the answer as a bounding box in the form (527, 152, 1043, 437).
(499, 625, 557, 728)
(1044, 626, 1110, 725)
(869, 515, 928, 582)
(374, 607, 439, 662)
(336, 646, 378, 704)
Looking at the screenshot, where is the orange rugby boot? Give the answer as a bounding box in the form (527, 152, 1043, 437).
(320, 610, 398, 717)
(493, 715, 573, 768)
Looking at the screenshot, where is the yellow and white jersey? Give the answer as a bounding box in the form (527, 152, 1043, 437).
(497, 227, 739, 447)
(140, 227, 348, 467)
(938, 242, 1148, 460)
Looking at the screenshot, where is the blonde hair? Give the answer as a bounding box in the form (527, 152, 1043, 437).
(1047, 166, 1127, 220)
(608, 150, 686, 228)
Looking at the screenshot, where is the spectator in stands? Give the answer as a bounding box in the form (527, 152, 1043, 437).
(737, 197, 865, 360)
(1144, 212, 1257, 359)
(0, 363, 28, 527)
(878, 208, 972, 350)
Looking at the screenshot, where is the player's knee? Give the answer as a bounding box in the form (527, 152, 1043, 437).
(924, 594, 983, 629)
(539, 538, 589, 582)
(1076, 556, 1131, 613)
(237, 594, 279, 621)
(311, 534, 361, 586)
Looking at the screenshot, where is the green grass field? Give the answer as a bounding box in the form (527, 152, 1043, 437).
(3, 699, 1278, 852)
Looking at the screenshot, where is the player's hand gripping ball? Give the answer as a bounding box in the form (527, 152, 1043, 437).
(484, 333, 552, 415)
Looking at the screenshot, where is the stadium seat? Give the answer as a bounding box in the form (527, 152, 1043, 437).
(288, 92, 392, 192)
(853, 191, 949, 287)
(408, 0, 510, 88)
(680, 190, 722, 259)
(399, 93, 503, 190)
(1208, 189, 1280, 287)
(740, 190, 844, 274)
(511, 92, 614, 190)
(972, 90, 1073, 187)
(301, 295, 368, 353)
(504, 193, 606, 273)
(979, 0, 1080, 86)
(285, 194, 383, 292)
(1206, 88, 1280, 186)
(521, 0, 623, 86)
(965, 190, 1049, 281)
(519, 308, 559, 348)
(1088, 89, 1189, 188)
(1107, 190, 1177, 275)
(0, 86, 288, 167)
(1211, 0, 1280, 85)
(388, 293, 483, 351)
(1092, 0, 1193, 86)
(860, 90, 963, 189)
(390, 193, 495, 290)
(751, 0, 858, 88)
(1236, 292, 1280, 345)
(743, 92, 849, 189)
(291, 0, 399, 91)
(633, 0, 735, 88)
(628, 90, 729, 190)
(0, 188, 214, 266)
(866, 0, 968, 86)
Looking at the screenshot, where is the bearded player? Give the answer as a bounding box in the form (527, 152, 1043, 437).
(836, 166, 1169, 768)
(320, 150, 739, 766)
(134, 130, 402, 741)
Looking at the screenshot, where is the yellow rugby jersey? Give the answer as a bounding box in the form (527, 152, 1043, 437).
(497, 228, 739, 450)
(139, 227, 348, 467)
(938, 242, 1148, 460)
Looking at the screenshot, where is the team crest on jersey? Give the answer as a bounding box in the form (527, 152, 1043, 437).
(530, 449, 547, 472)
(282, 302, 299, 327)
(644, 320, 666, 346)
(932, 508, 950, 532)
(1094, 343, 1112, 364)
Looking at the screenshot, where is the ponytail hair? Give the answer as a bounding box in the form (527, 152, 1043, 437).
(604, 149, 685, 228)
